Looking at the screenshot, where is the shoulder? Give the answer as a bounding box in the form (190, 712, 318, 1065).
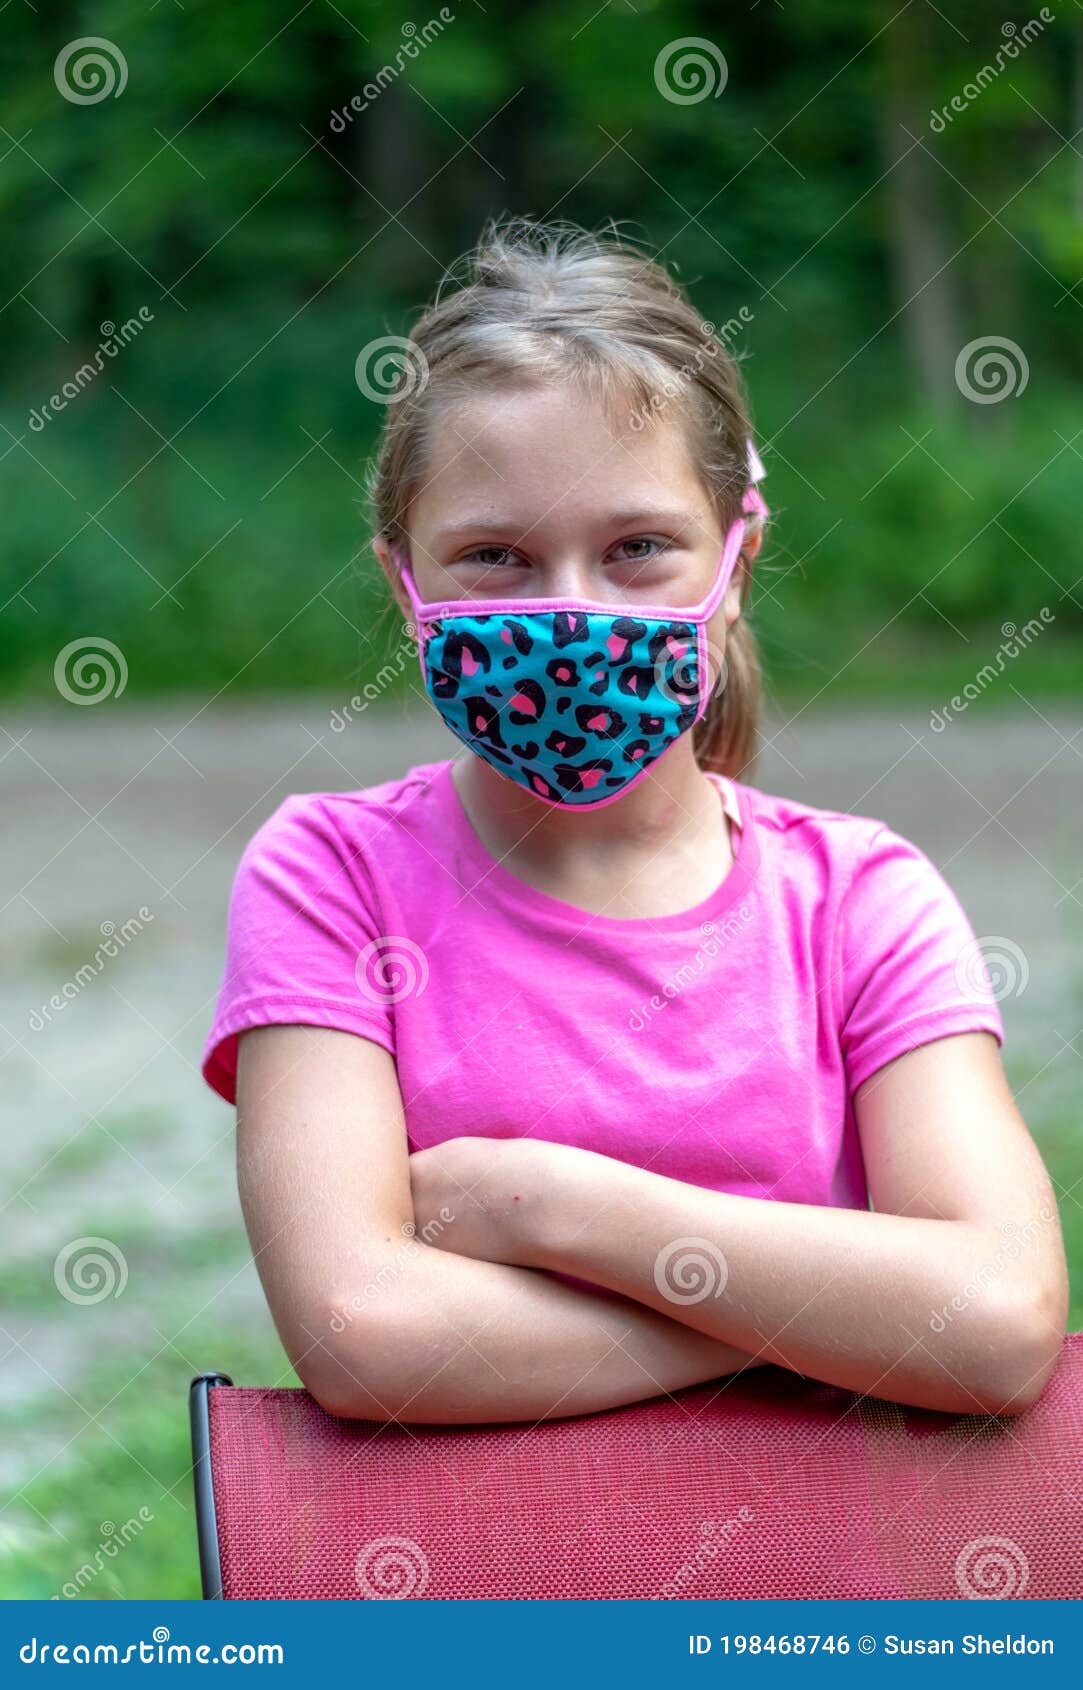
(203, 767, 455, 1103)
(735, 780, 906, 895)
(222, 759, 457, 940)
(732, 783, 1003, 1085)
(734, 780, 978, 946)
(237, 759, 453, 878)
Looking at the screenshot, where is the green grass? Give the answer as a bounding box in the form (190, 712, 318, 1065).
(1, 1318, 284, 1600)
(1039, 1118, 1083, 1334)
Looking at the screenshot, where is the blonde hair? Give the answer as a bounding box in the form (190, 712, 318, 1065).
(369, 218, 765, 779)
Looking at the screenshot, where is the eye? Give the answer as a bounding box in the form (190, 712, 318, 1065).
(610, 536, 672, 565)
(457, 545, 521, 570)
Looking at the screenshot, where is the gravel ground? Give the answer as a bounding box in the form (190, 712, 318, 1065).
(2, 700, 1081, 1506)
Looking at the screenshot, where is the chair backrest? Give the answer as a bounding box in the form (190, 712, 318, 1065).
(190, 1334, 1083, 1600)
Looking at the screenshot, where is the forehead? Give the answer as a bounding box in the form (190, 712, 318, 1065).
(411, 384, 709, 526)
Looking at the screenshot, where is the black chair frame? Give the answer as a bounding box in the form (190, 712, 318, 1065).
(189, 1372, 233, 1600)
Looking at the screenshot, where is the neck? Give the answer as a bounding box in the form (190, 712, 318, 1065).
(452, 741, 725, 867)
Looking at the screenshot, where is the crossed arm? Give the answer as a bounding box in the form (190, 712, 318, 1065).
(235, 1023, 1067, 1424)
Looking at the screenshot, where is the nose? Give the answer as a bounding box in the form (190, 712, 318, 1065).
(540, 555, 605, 600)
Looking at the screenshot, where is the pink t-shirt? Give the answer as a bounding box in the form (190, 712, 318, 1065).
(202, 758, 1004, 1210)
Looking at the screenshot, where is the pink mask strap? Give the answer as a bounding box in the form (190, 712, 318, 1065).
(742, 439, 769, 520)
(393, 547, 423, 616)
(393, 515, 748, 624)
(697, 514, 747, 621)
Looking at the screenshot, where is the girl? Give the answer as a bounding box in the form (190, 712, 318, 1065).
(203, 221, 1067, 1424)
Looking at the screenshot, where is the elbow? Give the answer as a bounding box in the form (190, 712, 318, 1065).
(968, 1279, 1068, 1417)
(292, 1281, 429, 1424)
(303, 1368, 387, 1424)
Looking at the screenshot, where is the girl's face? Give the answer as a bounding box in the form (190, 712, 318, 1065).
(381, 384, 753, 638)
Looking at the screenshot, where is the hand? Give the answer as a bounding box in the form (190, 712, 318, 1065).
(409, 1135, 569, 1268)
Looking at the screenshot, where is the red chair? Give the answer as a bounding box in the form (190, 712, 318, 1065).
(190, 1335, 1083, 1600)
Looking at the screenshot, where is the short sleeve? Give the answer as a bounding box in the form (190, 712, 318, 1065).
(838, 823, 1005, 1094)
(201, 794, 396, 1104)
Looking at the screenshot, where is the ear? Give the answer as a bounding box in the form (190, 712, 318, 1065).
(741, 522, 764, 565)
(721, 524, 762, 627)
(372, 535, 411, 621)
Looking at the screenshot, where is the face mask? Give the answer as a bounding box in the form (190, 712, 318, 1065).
(396, 446, 768, 809)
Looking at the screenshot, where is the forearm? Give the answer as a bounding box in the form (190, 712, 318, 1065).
(509, 1154, 1060, 1415)
(297, 1242, 763, 1424)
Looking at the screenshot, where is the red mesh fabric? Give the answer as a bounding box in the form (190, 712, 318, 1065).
(207, 1335, 1083, 1600)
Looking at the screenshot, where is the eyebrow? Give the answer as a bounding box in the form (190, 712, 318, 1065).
(436, 508, 699, 539)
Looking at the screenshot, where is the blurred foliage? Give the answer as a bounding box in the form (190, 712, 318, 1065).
(1, 0, 1081, 702)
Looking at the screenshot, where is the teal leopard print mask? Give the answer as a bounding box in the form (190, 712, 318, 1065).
(396, 450, 767, 808)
